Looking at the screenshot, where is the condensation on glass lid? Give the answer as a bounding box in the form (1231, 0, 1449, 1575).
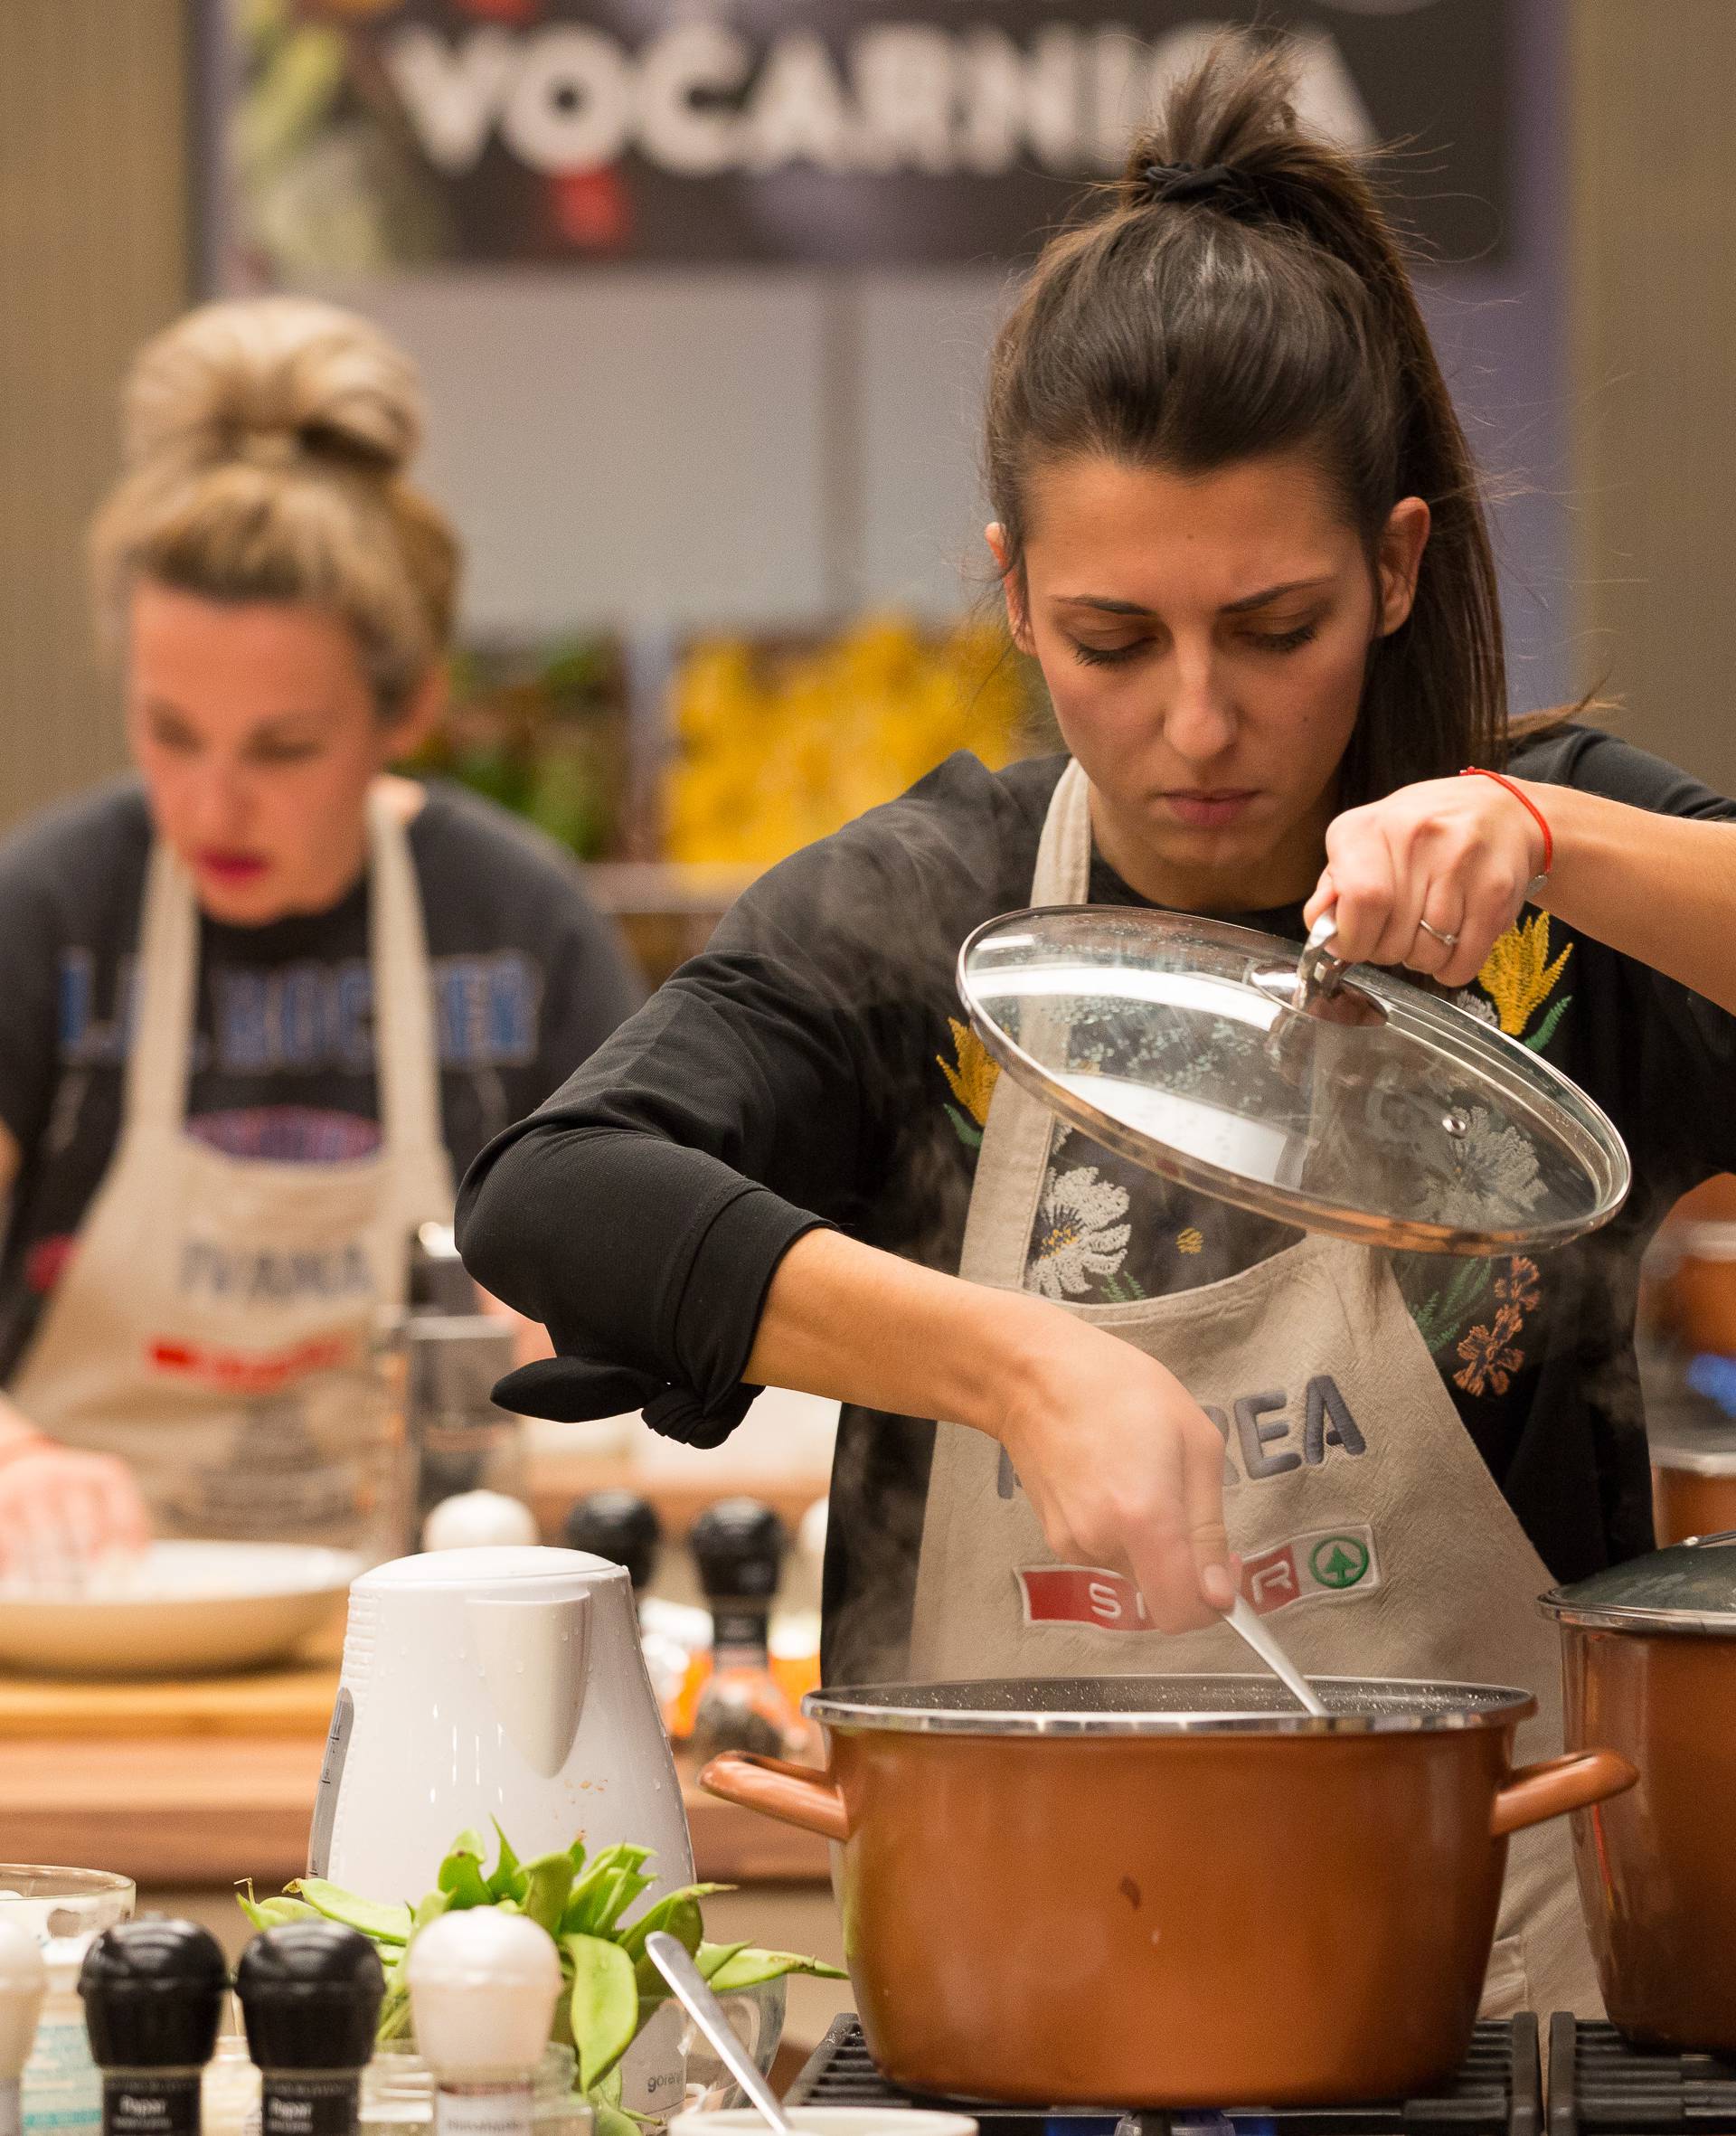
(956, 904, 1631, 1255)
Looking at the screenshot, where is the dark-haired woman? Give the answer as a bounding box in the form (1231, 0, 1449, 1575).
(459, 40, 1736, 2014)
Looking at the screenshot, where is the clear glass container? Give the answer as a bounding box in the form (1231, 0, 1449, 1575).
(959, 905, 1630, 1255)
(0, 1865, 134, 1945)
(12, 1867, 137, 2136)
(670, 1975, 787, 2116)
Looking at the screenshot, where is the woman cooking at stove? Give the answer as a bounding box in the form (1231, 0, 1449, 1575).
(459, 37, 1736, 2016)
(0, 297, 639, 1568)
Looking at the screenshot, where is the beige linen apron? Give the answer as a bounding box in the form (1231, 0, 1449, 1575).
(10, 788, 455, 1561)
(909, 760, 1596, 2019)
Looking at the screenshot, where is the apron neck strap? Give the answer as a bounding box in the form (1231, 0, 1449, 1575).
(125, 788, 445, 1159)
(125, 839, 200, 1133)
(953, 758, 1095, 1291)
(365, 785, 445, 1161)
(1033, 759, 1092, 906)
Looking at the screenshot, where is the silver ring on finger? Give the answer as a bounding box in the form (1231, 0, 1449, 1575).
(1417, 918, 1459, 950)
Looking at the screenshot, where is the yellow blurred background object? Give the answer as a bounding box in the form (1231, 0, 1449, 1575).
(664, 614, 1035, 866)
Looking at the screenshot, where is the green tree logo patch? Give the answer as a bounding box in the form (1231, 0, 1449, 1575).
(1309, 1534, 1372, 1591)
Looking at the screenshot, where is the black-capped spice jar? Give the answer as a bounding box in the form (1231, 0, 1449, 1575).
(79, 1921, 227, 2136)
(236, 1923, 383, 2136)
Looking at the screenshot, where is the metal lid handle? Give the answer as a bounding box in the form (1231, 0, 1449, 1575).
(1294, 912, 1349, 1013)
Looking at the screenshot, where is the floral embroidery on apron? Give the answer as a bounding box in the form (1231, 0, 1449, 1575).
(906, 757, 1600, 2019)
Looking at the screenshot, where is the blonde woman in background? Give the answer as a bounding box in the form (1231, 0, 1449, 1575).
(0, 298, 640, 1569)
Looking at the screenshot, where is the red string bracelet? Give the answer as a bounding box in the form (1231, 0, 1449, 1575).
(1459, 766, 1552, 881)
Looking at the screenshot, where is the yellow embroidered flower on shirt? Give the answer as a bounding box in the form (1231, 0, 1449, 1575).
(939, 1017, 999, 1129)
(1477, 913, 1572, 1039)
(1177, 1227, 1204, 1255)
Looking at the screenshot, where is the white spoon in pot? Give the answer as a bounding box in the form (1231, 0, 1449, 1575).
(1223, 1593, 1330, 1717)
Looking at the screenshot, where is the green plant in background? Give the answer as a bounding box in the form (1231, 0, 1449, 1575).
(240, 1824, 842, 2136)
(409, 637, 630, 862)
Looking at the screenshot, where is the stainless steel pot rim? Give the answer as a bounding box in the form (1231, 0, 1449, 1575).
(803, 1674, 1536, 1735)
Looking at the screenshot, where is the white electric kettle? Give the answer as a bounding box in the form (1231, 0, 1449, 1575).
(309, 1545, 694, 2113)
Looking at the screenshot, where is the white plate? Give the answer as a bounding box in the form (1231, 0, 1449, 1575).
(0, 1541, 363, 1678)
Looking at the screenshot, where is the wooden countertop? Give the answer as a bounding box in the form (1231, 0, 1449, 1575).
(0, 1729, 829, 1889)
(0, 1450, 835, 1891)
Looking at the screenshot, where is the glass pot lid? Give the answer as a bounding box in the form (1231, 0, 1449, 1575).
(957, 906, 1630, 1257)
(1540, 1531, 1736, 1635)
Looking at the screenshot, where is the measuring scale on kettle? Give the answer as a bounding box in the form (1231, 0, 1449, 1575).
(310, 1545, 694, 2117)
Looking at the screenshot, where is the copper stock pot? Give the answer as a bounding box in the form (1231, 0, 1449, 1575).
(703, 1675, 1634, 2107)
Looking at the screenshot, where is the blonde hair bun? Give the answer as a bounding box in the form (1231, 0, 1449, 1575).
(92, 297, 458, 717)
(120, 296, 424, 481)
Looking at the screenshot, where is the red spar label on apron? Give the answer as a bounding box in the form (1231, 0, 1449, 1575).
(1019, 1524, 1381, 1630)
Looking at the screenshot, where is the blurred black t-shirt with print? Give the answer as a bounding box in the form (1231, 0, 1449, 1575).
(0, 777, 642, 1377)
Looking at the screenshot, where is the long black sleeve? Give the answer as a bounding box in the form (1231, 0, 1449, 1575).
(457, 968, 849, 1430)
(456, 751, 1059, 1436)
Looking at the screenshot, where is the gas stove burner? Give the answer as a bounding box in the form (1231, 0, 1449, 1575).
(1547, 2016, 1736, 2135)
(785, 2016, 1541, 2136)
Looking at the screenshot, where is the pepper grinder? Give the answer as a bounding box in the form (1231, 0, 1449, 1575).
(689, 1498, 807, 1763)
(562, 1490, 662, 1593)
(0, 1923, 45, 2136)
(235, 1923, 382, 2136)
(80, 1921, 227, 2136)
(563, 1491, 698, 1714)
(406, 1913, 562, 2136)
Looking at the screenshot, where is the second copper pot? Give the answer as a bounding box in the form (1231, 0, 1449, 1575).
(1543, 1534, 1736, 2051)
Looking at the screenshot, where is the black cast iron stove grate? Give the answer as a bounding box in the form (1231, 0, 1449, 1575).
(1548, 2017, 1736, 2134)
(787, 2015, 1540, 2136)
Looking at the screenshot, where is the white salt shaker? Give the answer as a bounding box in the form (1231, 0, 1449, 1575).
(405, 1914, 562, 2136)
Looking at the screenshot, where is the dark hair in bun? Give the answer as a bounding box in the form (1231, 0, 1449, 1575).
(985, 30, 1505, 802)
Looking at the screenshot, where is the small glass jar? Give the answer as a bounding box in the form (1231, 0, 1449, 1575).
(8, 1867, 137, 2136)
(204, 2039, 592, 2136)
(672, 1977, 787, 2117)
(202, 2032, 262, 2136)
(204, 1975, 784, 2136)
(362, 2041, 590, 2136)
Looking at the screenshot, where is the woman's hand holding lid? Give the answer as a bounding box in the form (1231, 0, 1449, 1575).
(1305, 773, 1549, 993)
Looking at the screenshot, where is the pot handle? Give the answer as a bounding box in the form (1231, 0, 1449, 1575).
(698, 1752, 851, 1842)
(1490, 1749, 1637, 1838)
